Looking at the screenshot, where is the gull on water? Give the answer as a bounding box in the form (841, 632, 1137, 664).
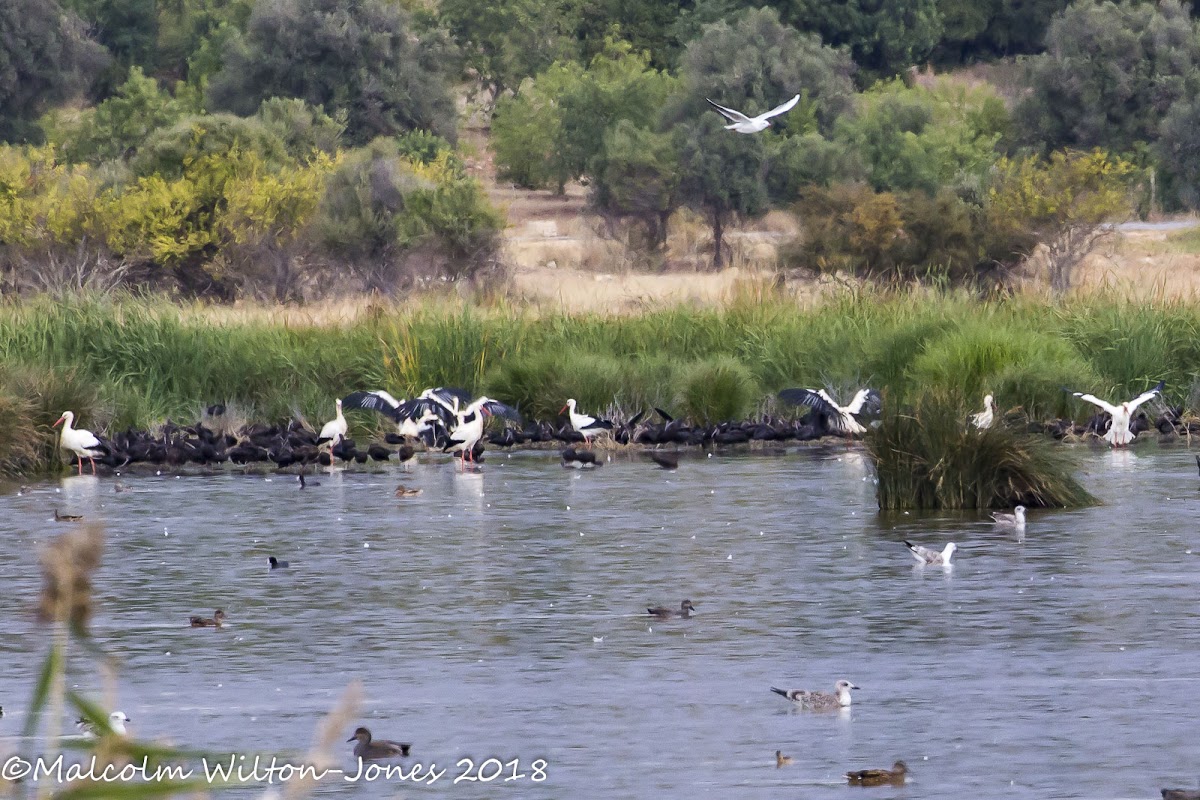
(706, 94, 800, 134)
(905, 540, 956, 566)
(76, 711, 129, 738)
(770, 679, 858, 710)
(1063, 380, 1164, 446)
(991, 506, 1026, 530)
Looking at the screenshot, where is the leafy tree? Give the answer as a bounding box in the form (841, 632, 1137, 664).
(1154, 97, 1200, 210)
(0, 0, 109, 142)
(315, 139, 501, 292)
(439, 0, 581, 98)
(1016, 0, 1200, 155)
(207, 0, 457, 145)
(60, 0, 158, 94)
(833, 78, 1008, 194)
(764, 132, 858, 204)
(988, 149, 1134, 294)
(156, 0, 252, 85)
(669, 7, 855, 267)
(255, 97, 345, 159)
(781, 0, 943, 79)
(492, 38, 677, 192)
(43, 67, 194, 163)
(589, 120, 679, 253)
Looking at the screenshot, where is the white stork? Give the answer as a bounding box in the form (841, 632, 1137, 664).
(316, 398, 348, 459)
(444, 396, 521, 465)
(561, 399, 613, 447)
(777, 388, 881, 435)
(53, 411, 106, 475)
(1064, 380, 1164, 446)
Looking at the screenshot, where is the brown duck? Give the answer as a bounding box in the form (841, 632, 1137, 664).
(846, 761, 907, 787)
(647, 599, 695, 619)
(348, 726, 411, 759)
(1163, 791, 1200, 800)
(775, 750, 794, 768)
(189, 609, 226, 628)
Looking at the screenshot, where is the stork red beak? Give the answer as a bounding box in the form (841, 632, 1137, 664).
(560, 405, 569, 414)
(52, 416, 65, 428)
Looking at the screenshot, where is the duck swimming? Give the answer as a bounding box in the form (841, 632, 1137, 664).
(348, 727, 411, 759)
(846, 760, 907, 786)
(647, 599, 695, 619)
(189, 609, 225, 628)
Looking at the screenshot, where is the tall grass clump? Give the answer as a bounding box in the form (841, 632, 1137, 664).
(676, 356, 760, 424)
(905, 319, 1098, 418)
(867, 392, 1097, 510)
(0, 364, 100, 474)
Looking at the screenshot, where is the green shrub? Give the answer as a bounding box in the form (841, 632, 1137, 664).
(676, 356, 759, 424)
(906, 319, 1098, 418)
(867, 391, 1097, 510)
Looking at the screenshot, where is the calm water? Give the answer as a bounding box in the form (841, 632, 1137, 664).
(1, 446, 1199, 799)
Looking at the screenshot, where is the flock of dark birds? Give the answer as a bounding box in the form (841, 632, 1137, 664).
(34, 381, 1200, 793)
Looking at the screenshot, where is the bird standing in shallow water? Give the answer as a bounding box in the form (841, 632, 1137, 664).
(316, 399, 348, 462)
(846, 761, 907, 786)
(53, 411, 108, 475)
(562, 399, 613, 447)
(1063, 380, 1164, 446)
(647, 599, 695, 618)
(348, 727, 411, 759)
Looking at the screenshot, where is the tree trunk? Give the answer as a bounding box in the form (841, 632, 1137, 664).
(712, 210, 725, 269)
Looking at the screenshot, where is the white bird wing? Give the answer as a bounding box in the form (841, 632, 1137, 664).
(79, 429, 103, 449)
(1068, 391, 1119, 415)
(755, 94, 800, 122)
(706, 99, 752, 123)
(1127, 380, 1165, 411)
(843, 389, 871, 415)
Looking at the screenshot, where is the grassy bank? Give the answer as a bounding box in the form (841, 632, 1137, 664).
(0, 289, 1196, 472)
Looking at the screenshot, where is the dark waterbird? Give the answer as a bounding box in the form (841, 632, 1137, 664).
(1163, 791, 1200, 800)
(268, 556, 289, 569)
(348, 727, 411, 759)
(189, 609, 226, 628)
(54, 509, 83, 522)
(645, 451, 679, 470)
(561, 447, 599, 469)
(648, 599, 695, 618)
(846, 761, 907, 786)
(298, 473, 320, 488)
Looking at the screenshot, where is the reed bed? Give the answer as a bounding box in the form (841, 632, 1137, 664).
(867, 392, 1097, 510)
(0, 288, 1199, 475)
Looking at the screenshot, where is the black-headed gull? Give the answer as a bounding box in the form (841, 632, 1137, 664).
(1064, 380, 1164, 446)
(707, 94, 801, 133)
(771, 679, 858, 709)
(904, 540, 956, 565)
(971, 394, 996, 429)
(778, 387, 880, 435)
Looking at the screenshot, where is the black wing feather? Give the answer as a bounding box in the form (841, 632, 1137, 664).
(778, 388, 839, 418)
(341, 391, 404, 421)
